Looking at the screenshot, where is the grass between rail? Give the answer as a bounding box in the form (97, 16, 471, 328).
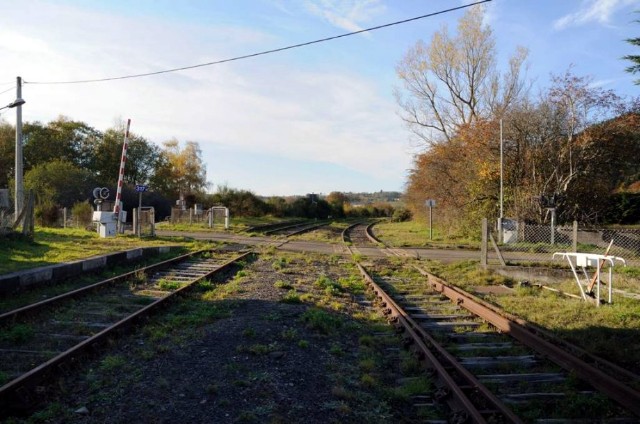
(0, 227, 209, 275)
(154, 216, 289, 233)
(14, 251, 442, 423)
(420, 259, 640, 376)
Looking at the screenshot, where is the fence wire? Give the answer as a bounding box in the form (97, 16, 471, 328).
(487, 220, 640, 267)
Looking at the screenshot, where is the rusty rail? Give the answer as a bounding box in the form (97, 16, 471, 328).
(0, 251, 252, 413)
(0, 249, 212, 324)
(416, 267, 640, 417)
(357, 263, 523, 423)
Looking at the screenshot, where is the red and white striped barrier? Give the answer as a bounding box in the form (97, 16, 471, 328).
(113, 119, 131, 217)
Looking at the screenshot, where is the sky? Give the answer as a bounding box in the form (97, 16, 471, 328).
(1, 0, 640, 197)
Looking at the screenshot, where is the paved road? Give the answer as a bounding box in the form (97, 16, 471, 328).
(156, 230, 482, 262)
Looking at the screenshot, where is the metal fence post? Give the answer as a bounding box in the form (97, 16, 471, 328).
(133, 208, 138, 236)
(572, 220, 578, 252)
(550, 208, 556, 245)
(481, 218, 488, 268)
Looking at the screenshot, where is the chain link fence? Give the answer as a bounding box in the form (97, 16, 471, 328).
(170, 206, 229, 229)
(483, 219, 640, 267)
(170, 207, 207, 224)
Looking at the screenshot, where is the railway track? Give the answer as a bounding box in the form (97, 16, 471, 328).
(342, 223, 640, 421)
(342, 221, 378, 246)
(343, 221, 411, 257)
(263, 220, 329, 237)
(0, 248, 251, 414)
(357, 260, 640, 422)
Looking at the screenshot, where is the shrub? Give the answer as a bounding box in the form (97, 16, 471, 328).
(391, 207, 412, 222)
(71, 201, 93, 227)
(35, 202, 60, 227)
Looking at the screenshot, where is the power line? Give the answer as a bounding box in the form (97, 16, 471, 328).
(24, 0, 491, 85)
(0, 85, 16, 97)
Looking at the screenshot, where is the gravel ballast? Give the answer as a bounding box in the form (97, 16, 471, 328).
(12, 251, 431, 423)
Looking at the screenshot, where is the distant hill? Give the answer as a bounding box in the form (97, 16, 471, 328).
(343, 191, 402, 205)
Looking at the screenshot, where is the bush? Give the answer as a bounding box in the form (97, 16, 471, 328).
(71, 201, 93, 227)
(35, 202, 59, 227)
(392, 207, 412, 222)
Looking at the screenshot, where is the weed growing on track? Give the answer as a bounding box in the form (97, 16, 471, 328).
(0, 250, 186, 314)
(421, 258, 640, 375)
(14, 252, 436, 423)
(281, 289, 302, 304)
(300, 307, 344, 334)
(0, 323, 34, 343)
(273, 280, 292, 289)
(157, 279, 180, 291)
(99, 355, 127, 372)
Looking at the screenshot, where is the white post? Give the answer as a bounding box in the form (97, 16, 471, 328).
(224, 208, 229, 230)
(133, 207, 138, 236)
(15, 76, 23, 220)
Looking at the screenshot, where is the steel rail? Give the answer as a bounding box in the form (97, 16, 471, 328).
(263, 221, 322, 236)
(364, 221, 381, 245)
(341, 221, 365, 244)
(417, 268, 640, 386)
(246, 219, 303, 233)
(0, 249, 211, 324)
(0, 251, 252, 412)
(280, 221, 331, 238)
(357, 263, 523, 424)
(418, 268, 640, 417)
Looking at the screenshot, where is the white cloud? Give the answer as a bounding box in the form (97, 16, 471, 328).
(0, 1, 409, 194)
(553, 0, 640, 30)
(304, 0, 387, 33)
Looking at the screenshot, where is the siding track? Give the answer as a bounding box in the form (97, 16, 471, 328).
(357, 260, 640, 422)
(0, 248, 251, 414)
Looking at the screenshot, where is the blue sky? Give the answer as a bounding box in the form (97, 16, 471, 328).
(1, 0, 639, 196)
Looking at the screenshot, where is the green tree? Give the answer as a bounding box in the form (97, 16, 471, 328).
(0, 121, 14, 188)
(265, 196, 287, 217)
(326, 191, 348, 217)
(24, 159, 97, 207)
(624, 17, 640, 85)
(23, 117, 101, 171)
(91, 124, 160, 185)
(207, 185, 267, 217)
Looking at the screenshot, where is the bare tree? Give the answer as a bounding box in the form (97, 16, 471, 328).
(395, 6, 528, 145)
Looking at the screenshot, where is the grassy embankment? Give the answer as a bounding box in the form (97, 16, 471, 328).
(373, 220, 479, 249)
(155, 216, 295, 233)
(0, 227, 205, 275)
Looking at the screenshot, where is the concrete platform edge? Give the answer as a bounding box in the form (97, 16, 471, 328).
(0, 245, 182, 295)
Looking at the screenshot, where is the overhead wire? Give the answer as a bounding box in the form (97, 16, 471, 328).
(0, 85, 16, 96)
(24, 0, 491, 85)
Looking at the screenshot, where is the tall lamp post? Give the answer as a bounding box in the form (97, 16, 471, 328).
(0, 76, 25, 220)
(498, 119, 504, 243)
